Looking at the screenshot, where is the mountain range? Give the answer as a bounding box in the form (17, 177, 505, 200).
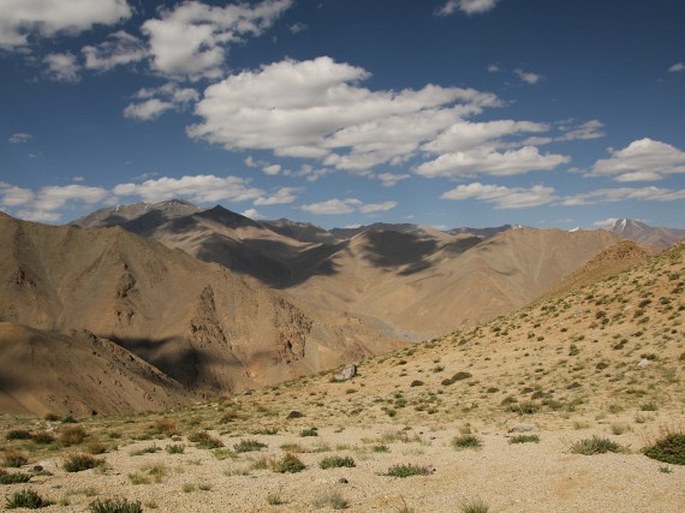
(0, 201, 682, 416)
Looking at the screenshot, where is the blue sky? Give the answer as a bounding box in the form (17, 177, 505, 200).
(1, 0, 684, 230)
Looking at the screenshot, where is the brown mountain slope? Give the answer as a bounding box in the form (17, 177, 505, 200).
(540, 239, 653, 301)
(0, 323, 193, 416)
(0, 213, 403, 415)
(289, 227, 621, 338)
(607, 218, 685, 248)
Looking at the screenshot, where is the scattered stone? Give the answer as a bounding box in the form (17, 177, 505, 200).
(333, 363, 357, 382)
(286, 410, 304, 419)
(338, 478, 349, 484)
(637, 359, 651, 369)
(508, 423, 537, 433)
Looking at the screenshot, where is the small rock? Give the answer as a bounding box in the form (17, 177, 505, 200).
(508, 423, 536, 433)
(333, 363, 357, 382)
(338, 478, 349, 484)
(637, 359, 651, 369)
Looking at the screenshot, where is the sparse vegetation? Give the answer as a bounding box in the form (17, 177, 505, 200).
(233, 439, 267, 453)
(570, 436, 623, 455)
(64, 454, 102, 472)
(459, 497, 490, 513)
(385, 464, 431, 478)
(312, 491, 349, 510)
(0, 469, 31, 484)
(5, 489, 51, 509)
(509, 434, 540, 444)
(319, 455, 355, 469)
(272, 453, 306, 473)
(452, 434, 483, 450)
(643, 432, 685, 465)
(188, 431, 223, 449)
(89, 498, 143, 513)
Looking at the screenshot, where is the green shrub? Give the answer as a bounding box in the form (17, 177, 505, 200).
(5, 430, 31, 441)
(30, 431, 55, 445)
(643, 432, 685, 465)
(319, 455, 355, 469)
(188, 431, 223, 449)
(272, 453, 306, 473)
(452, 434, 482, 450)
(0, 469, 31, 484)
(300, 427, 318, 437)
(509, 434, 540, 444)
(2, 452, 27, 468)
(459, 497, 489, 513)
(60, 426, 87, 446)
(452, 371, 472, 381)
(89, 497, 143, 513)
(385, 464, 431, 478)
(312, 491, 348, 510)
(5, 489, 51, 509)
(64, 454, 102, 472)
(165, 444, 185, 454)
(233, 439, 267, 453)
(570, 436, 623, 455)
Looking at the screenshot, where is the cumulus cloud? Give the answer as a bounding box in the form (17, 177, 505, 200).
(593, 217, 620, 228)
(112, 174, 264, 204)
(416, 145, 569, 179)
(668, 62, 685, 72)
(289, 22, 308, 34)
(262, 164, 282, 175)
(43, 52, 80, 82)
(376, 172, 410, 187)
(437, 0, 499, 16)
(241, 207, 263, 219)
(587, 138, 685, 181)
(561, 186, 685, 206)
(123, 98, 175, 121)
(141, 0, 292, 80)
(82, 30, 146, 71)
(557, 119, 604, 141)
(124, 82, 199, 121)
(441, 182, 557, 209)
(254, 187, 299, 205)
(0, 0, 131, 48)
(8, 132, 32, 144)
(188, 56, 502, 173)
(300, 198, 397, 215)
(1, 182, 111, 222)
(514, 69, 541, 85)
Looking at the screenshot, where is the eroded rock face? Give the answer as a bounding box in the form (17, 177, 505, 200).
(333, 363, 357, 382)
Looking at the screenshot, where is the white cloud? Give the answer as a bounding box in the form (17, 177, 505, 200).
(142, 0, 292, 80)
(254, 187, 299, 205)
(8, 132, 32, 144)
(359, 200, 398, 213)
(668, 62, 685, 72)
(556, 119, 604, 141)
(241, 207, 263, 220)
(124, 82, 200, 121)
(72, 176, 85, 182)
(188, 56, 501, 173)
(82, 30, 146, 71)
(588, 138, 685, 181)
(43, 52, 80, 82)
(562, 186, 685, 206)
(376, 172, 410, 187)
(112, 174, 264, 204)
(487, 64, 501, 72)
(0, 184, 34, 206)
(441, 182, 557, 209)
(437, 0, 499, 16)
(593, 217, 619, 228)
(15, 209, 62, 223)
(300, 197, 397, 215)
(262, 164, 281, 175)
(0, 0, 131, 48)
(514, 69, 541, 85)
(123, 98, 174, 121)
(289, 22, 308, 34)
(416, 145, 569, 179)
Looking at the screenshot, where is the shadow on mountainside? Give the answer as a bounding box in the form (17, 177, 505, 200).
(106, 335, 243, 393)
